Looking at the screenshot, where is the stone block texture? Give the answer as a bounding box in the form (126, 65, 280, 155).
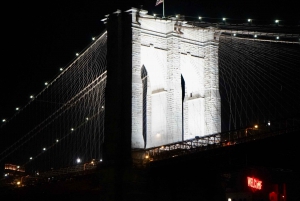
(131, 9, 220, 148)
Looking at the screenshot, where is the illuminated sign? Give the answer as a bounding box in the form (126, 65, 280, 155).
(247, 176, 262, 190)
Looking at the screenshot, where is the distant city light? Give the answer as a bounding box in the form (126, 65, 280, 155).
(254, 125, 258, 129)
(153, 13, 156, 17)
(30, 157, 33, 160)
(86, 117, 89, 121)
(276, 36, 280, 39)
(222, 18, 226, 21)
(248, 19, 252, 22)
(275, 19, 279, 23)
(77, 158, 81, 163)
(17, 181, 21, 185)
(30, 95, 34, 99)
(76, 53, 79, 56)
(56, 139, 59, 142)
(100, 159, 102, 162)
(43, 147, 46, 151)
(71, 128, 74, 131)
(4, 174, 8, 177)
(60, 68, 63, 71)
(16, 107, 19, 111)
(198, 16, 202, 20)
(92, 37, 95, 41)
(45, 82, 48, 85)
(176, 15, 178, 18)
(268, 121, 271, 126)
(233, 33, 236, 36)
(254, 35, 257, 38)
(2, 119, 6, 122)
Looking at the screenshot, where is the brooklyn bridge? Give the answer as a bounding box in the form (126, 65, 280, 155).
(1, 7, 300, 201)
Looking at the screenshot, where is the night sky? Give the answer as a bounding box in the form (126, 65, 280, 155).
(0, 0, 298, 122)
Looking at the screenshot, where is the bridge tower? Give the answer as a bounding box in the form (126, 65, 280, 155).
(130, 8, 221, 149)
(103, 8, 221, 160)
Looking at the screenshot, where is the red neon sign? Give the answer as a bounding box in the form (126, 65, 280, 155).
(247, 176, 262, 190)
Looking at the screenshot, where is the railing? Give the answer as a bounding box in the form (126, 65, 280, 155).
(132, 116, 300, 166)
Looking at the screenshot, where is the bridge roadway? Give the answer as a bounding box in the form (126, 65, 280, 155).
(7, 116, 299, 181)
(133, 116, 300, 167)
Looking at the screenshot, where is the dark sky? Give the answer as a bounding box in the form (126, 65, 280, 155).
(0, 0, 298, 121)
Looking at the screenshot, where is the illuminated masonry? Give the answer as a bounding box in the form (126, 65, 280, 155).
(130, 8, 221, 149)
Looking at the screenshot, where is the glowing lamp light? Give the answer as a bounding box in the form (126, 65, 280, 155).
(248, 19, 252, 22)
(76, 53, 79, 56)
(276, 36, 280, 40)
(222, 18, 226, 21)
(17, 166, 20, 168)
(92, 37, 95, 41)
(275, 19, 279, 23)
(60, 68, 63, 71)
(4, 174, 7, 177)
(198, 16, 202, 20)
(2, 119, 6, 122)
(228, 199, 232, 201)
(254, 35, 257, 38)
(17, 181, 21, 185)
(30, 157, 33, 160)
(153, 13, 156, 17)
(145, 155, 149, 159)
(71, 128, 74, 131)
(45, 82, 48, 86)
(233, 33, 236, 36)
(254, 125, 258, 129)
(100, 159, 102, 162)
(43, 147, 46, 151)
(30, 95, 34, 99)
(268, 121, 271, 126)
(16, 107, 19, 111)
(76, 158, 81, 163)
(56, 139, 59, 142)
(176, 15, 179, 18)
(86, 117, 89, 121)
